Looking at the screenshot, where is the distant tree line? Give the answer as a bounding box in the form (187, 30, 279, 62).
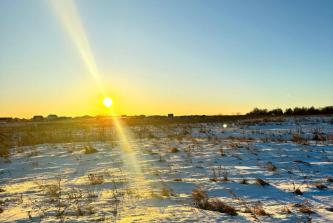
(246, 106, 333, 116)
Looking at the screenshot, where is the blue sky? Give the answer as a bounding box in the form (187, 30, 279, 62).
(0, 0, 332, 118)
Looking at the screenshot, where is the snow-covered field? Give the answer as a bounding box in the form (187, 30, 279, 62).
(1, 117, 332, 222)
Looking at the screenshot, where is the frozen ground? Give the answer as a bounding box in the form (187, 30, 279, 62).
(0, 117, 332, 222)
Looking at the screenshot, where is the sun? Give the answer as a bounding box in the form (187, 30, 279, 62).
(103, 97, 113, 107)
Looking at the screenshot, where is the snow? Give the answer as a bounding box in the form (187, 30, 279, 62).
(0, 117, 332, 222)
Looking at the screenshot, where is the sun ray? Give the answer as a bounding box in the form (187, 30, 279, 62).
(50, 0, 149, 192)
(50, 0, 106, 96)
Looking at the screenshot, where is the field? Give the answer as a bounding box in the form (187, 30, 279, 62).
(0, 117, 332, 222)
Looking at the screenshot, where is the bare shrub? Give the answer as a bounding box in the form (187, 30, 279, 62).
(323, 156, 331, 162)
(172, 177, 182, 181)
(219, 148, 226, 156)
(312, 134, 326, 141)
(36, 181, 61, 202)
(293, 188, 303, 195)
(324, 177, 333, 182)
(291, 180, 303, 195)
(315, 182, 327, 190)
(325, 207, 333, 212)
(266, 162, 277, 171)
(255, 178, 269, 187)
(281, 206, 291, 214)
(298, 205, 315, 214)
(84, 143, 98, 154)
(88, 174, 104, 185)
(170, 148, 180, 153)
(251, 201, 270, 216)
(161, 187, 173, 197)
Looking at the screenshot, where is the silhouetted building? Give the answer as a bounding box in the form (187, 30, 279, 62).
(58, 116, 71, 121)
(0, 117, 12, 123)
(33, 116, 44, 121)
(168, 113, 174, 118)
(47, 114, 58, 120)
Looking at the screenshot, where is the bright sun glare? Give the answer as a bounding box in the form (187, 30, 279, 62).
(103, 97, 113, 107)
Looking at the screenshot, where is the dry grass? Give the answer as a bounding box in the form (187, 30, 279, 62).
(36, 181, 61, 202)
(291, 134, 308, 144)
(210, 167, 218, 182)
(149, 188, 162, 199)
(87, 190, 98, 199)
(68, 188, 82, 199)
(86, 205, 95, 215)
(27, 150, 41, 157)
(17, 148, 25, 153)
(298, 205, 315, 214)
(84, 147, 98, 154)
(281, 206, 291, 214)
(191, 183, 208, 203)
(222, 169, 228, 181)
(191, 183, 237, 216)
(161, 187, 173, 197)
(219, 148, 226, 156)
(251, 201, 270, 216)
(88, 174, 104, 185)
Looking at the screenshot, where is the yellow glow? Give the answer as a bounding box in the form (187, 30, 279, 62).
(110, 110, 132, 153)
(103, 97, 113, 107)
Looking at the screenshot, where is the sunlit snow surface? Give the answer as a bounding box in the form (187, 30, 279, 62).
(1, 117, 332, 222)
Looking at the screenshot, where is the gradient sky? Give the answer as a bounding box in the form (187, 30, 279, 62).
(1, 0, 332, 118)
